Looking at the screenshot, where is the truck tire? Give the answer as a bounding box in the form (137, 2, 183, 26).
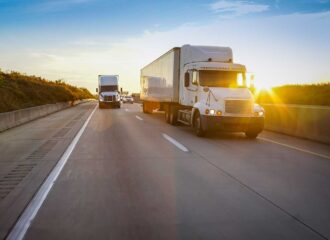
(165, 108, 171, 123)
(169, 106, 178, 125)
(193, 111, 205, 137)
(143, 102, 149, 114)
(245, 131, 259, 139)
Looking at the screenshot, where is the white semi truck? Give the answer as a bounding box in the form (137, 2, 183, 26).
(140, 45, 264, 138)
(97, 75, 121, 108)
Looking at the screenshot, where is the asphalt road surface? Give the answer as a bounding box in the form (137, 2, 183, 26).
(1, 101, 330, 240)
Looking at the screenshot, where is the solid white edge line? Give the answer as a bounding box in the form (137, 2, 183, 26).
(135, 115, 143, 121)
(258, 137, 330, 159)
(6, 104, 98, 240)
(162, 133, 189, 152)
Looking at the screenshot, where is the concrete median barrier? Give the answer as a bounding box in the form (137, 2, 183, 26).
(262, 104, 330, 144)
(0, 100, 90, 132)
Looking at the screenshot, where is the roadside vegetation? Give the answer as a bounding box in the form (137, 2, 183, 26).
(0, 70, 94, 113)
(255, 83, 330, 106)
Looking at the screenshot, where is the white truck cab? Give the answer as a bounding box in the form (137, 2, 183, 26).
(98, 75, 121, 109)
(141, 45, 264, 138)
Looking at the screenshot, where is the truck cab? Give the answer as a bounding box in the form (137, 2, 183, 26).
(179, 45, 264, 137)
(98, 75, 121, 109)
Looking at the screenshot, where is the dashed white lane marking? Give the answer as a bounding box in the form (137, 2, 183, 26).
(258, 137, 330, 159)
(135, 115, 143, 121)
(7, 104, 98, 240)
(162, 133, 189, 152)
(125, 109, 129, 112)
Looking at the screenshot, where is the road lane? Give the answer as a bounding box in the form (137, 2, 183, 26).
(7, 104, 97, 240)
(162, 134, 189, 152)
(133, 104, 330, 238)
(23, 103, 328, 240)
(0, 101, 96, 239)
(258, 136, 330, 159)
(135, 115, 143, 121)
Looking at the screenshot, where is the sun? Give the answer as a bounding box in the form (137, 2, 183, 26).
(255, 82, 273, 91)
(246, 73, 273, 91)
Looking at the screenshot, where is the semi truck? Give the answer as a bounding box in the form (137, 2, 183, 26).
(97, 75, 121, 109)
(140, 45, 264, 138)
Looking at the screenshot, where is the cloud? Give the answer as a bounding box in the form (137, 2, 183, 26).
(0, 11, 329, 93)
(210, 0, 269, 16)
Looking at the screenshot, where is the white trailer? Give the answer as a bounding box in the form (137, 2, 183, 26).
(97, 75, 121, 109)
(140, 45, 265, 138)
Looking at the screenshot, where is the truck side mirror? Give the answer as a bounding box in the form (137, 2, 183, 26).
(184, 72, 190, 87)
(96, 88, 98, 93)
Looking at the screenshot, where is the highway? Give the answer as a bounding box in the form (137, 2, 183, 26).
(1, 101, 330, 240)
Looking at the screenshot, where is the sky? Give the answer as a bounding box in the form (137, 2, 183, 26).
(0, 0, 329, 93)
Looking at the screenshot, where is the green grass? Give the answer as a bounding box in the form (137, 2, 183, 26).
(0, 70, 94, 113)
(255, 83, 330, 106)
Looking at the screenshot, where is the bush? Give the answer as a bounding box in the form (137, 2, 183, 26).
(255, 83, 330, 106)
(0, 70, 95, 113)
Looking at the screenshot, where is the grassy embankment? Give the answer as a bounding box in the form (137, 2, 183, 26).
(0, 70, 94, 113)
(255, 83, 330, 106)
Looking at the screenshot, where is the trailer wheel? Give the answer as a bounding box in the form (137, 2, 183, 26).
(245, 131, 259, 139)
(193, 112, 205, 137)
(165, 108, 171, 123)
(169, 106, 178, 125)
(143, 102, 149, 113)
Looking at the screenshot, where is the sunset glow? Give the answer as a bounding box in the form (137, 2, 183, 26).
(0, 1, 329, 93)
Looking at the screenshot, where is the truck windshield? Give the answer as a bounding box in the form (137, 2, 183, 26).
(100, 85, 118, 92)
(199, 70, 245, 88)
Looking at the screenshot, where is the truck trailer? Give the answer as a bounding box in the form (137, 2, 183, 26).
(140, 45, 264, 138)
(97, 75, 121, 109)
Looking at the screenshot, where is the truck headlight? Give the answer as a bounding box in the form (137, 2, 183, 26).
(205, 109, 215, 115)
(254, 111, 264, 117)
(254, 104, 265, 117)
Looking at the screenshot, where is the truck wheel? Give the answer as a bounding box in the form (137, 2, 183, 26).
(169, 106, 178, 125)
(165, 108, 171, 123)
(245, 131, 259, 139)
(193, 112, 205, 137)
(143, 102, 149, 113)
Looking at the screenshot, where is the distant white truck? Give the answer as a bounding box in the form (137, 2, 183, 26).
(97, 75, 121, 108)
(140, 45, 264, 138)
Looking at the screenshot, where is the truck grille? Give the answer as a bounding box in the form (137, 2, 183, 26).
(104, 96, 114, 102)
(225, 100, 252, 114)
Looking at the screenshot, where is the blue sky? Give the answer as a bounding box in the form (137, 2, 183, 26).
(0, 0, 329, 92)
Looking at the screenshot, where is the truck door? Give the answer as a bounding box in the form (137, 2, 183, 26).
(182, 70, 199, 106)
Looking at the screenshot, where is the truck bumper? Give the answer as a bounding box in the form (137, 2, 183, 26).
(201, 115, 264, 133)
(99, 101, 121, 108)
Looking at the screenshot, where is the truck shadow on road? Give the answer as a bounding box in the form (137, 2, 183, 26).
(205, 132, 255, 141)
(177, 125, 256, 141)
